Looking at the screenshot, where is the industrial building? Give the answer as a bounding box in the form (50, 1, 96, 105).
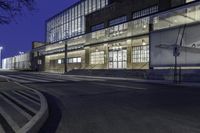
(2, 52, 31, 70)
(3, 0, 200, 74)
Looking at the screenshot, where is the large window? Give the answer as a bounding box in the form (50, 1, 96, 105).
(91, 23, 105, 32)
(108, 23, 128, 37)
(90, 51, 105, 64)
(91, 30, 105, 39)
(153, 3, 200, 31)
(109, 16, 127, 26)
(133, 6, 158, 19)
(133, 45, 149, 63)
(132, 17, 150, 36)
(46, 0, 109, 43)
(68, 57, 82, 63)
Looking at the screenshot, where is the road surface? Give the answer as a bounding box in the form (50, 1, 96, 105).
(1, 71, 200, 133)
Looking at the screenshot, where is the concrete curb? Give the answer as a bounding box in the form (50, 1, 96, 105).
(13, 82, 49, 133)
(33, 72, 200, 88)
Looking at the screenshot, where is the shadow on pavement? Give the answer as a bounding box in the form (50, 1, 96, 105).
(39, 92, 62, 133)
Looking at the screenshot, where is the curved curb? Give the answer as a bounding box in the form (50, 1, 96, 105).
(13, 82, 49, 133)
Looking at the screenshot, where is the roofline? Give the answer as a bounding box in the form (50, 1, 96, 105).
(45, 0, 83, 23)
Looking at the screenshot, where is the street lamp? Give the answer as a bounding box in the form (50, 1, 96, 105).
(0, 46, 3, 69)
(19, 51, 24, 55)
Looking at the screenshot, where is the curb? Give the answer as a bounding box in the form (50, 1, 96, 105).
(13, 82, 49, 133)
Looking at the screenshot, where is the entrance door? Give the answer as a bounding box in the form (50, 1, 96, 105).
(109, 49, 127, 69)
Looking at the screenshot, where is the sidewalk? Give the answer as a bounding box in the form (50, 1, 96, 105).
(28, 71, 200, 88)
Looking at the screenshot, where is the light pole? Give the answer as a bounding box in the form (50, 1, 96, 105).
(0, 46, 3, 69)
(19, 51, 24, 55)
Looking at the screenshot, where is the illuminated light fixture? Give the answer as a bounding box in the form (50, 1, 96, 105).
(143, 25, 147, 28)
(58, 59, 62, 64)
(19, 51, 24, 55)
(142, 39, 146, 45)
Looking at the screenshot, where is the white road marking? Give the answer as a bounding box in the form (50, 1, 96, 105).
(93, 82, 147, 90)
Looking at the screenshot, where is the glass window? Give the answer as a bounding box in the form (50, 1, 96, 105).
(109, 16, 127, 26)
(153, 3, 200, 31)
(132, 17, 150, 36)
(91, 23, 105, 31)
(108, 23, 128, 37)
(68, 57, 82, 63)
(92, 30, 105, 39)
(133, 5, 158, 19)
(133, 45, 149, 63)
(90, 51, 105, 64)
(38, 60, 42, 65)
(46, 0, 109, 43)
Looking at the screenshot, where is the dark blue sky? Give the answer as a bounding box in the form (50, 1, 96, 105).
(0, 0, 79, 58)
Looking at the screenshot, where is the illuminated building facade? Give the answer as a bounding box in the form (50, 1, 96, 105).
(31, 0, 200, 73)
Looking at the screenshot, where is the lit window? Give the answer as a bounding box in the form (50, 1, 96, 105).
(68, 57, 82, 63)
(108, 23, 128, 37)
(90, 51, 105, 64)
(38, 60, 42, 65)
(91, 23, 105, 32)
(153, 4, 200, 31)
(133, 45, 149, 63)
(109, 16, 127, 26)
(91, 30, 105, 39)
(133, 6, 158, 19)
(58, 59, 62, 64)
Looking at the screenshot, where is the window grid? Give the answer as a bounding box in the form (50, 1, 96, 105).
(90, 51, 105, 65)
(68, 57, 82, 63)
(109, 23, 128, 37)
(47, 0, 108, 43)
(133, 6, 158, 19)
(91, 23, 105, 32)
(133, 45, 149, 63)
(109, 16, 127, 26)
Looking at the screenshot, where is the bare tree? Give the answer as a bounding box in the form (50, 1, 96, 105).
(0, 0, 35, 24)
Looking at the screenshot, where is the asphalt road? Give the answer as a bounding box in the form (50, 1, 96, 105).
(1, 71, 200, 133)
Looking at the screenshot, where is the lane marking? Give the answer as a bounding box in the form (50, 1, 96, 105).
(2, 92, 37, 115)
(93, 82, 147, 90)
(7, 75, 49, 83)
(0, 94, 32, 121)
(0, 104, 20, 132)
(13, 91, 40, 106)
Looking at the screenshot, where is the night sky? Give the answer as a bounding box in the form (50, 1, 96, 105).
(0, 0, 79, 59)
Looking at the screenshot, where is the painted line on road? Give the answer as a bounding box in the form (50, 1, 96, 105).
(15, 90, 40, 103)
(0, 94, 32, 121)
(15, 82, 49, 133)
(13, 91, 40, 106)
(0, 104, 20, 132)
(2, 92, 37, 115)
(0, 124, 6, 133)
(93, 82, 147, 90)
(17, 74, 67, 82)
(8, 75, 49, 83)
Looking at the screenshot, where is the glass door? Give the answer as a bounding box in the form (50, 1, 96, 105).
(109, 49, 127, 69)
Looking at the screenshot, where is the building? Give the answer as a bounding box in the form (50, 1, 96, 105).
(31, 0, 200, 73)
(2, 52, 31, 70)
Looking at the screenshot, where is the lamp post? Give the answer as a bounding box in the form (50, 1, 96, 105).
(19, 51, 24, 55)
(0, 46, 3, 69)
(64, 41, 68, 73)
